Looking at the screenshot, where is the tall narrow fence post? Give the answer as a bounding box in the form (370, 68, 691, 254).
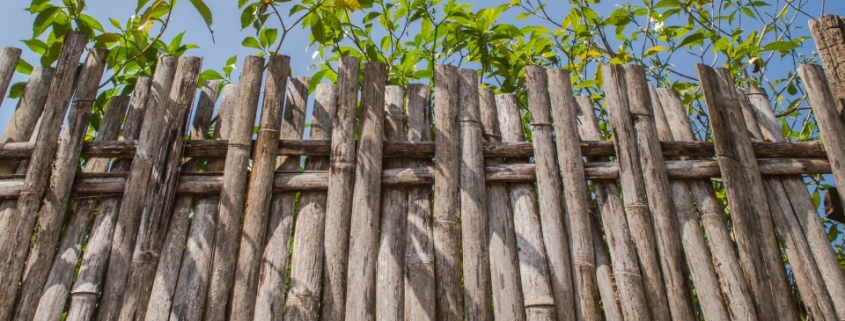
(0, 47, 22, 108)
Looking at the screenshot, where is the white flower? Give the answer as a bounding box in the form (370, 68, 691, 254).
(312, 51, 320, 59)
(653, 21, 664, 31)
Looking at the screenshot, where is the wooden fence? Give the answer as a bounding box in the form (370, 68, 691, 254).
(0, 19, 844, 320)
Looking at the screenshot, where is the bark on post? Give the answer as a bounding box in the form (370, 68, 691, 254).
(284, 83, 337, 321)
(0, 66, 53, 174)
(376, 85, 408, 321)
(655, 88, 758, 320)
(0, 47, 21, 108)
(0, 32, 86, 321)
(432, 64, 465, 321)
(203, 55, 264, 321)
(65, 76, 155, 321)
(143, 80, 220, 321)
(498, 93, 556, 321)
(574, 95, 651, 321)
(547, 69, 600, 321)
(523, 65, 576, 321)
(32, 96, 130, 321)
(403, 84, 436, 321)
(809, 15, 845, 120)
(169, 83, 239, 321)
(320, 56, 360, 321)
(229, 55, 291, 321)
(479, 88, 525, 321)
(253, 74, 308, 320)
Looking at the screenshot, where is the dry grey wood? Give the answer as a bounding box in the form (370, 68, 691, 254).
(169, 83, 237, 321)
(455, 68, 494, 321)
(0, 47, 21, 108)
(547, 69, 600, 321)
(229, 56, 291, 321)
(32, 96, 130, 321)
(589, 217, 621, 321)
(479, 89, 525, 321)
(524, 66, 576, 321)
(204, 55, 265, 321)
(748, 86, 845, 319)
(253, 74, 308, 321)
(403, 84, 435, 321)
(0, 32, 85, 321)
(809, 15, 845, 119)
(376, 85, 408, 321)
(695, 64, 784, 321)
(620, 64, 697, 321)
(601, 64, 671, 321)
(432, 64, 464, 321)
(0, 66, 53, 174)
(575, 95, 651, 321)
(143, 80, 220, 321)
(65, 76, 154, 321)
(655, 88, 758, 320)
(284, 83, 337, 321)
(321, 56, 360, 321)
(344, 61, 387, 321)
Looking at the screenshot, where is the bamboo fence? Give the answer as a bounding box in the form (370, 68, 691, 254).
(0, 22, 844, 320)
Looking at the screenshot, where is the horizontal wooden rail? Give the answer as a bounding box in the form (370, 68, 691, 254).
(0, 139, 828, 160)
(0, 158, 828, 198)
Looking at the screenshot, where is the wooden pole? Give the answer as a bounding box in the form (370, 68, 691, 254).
(376, 85, 408, 321)
(32, 96, 130, 320)
(320, 56, 360, 321)
(143, 80, 220, 321)
(284, 83, 337, 321)
(601, 64, 671, 321)
(0, 32, 86, 321)
(655, 88, 758, 320)
(524, 65, 576, 321)
(589, 216, 622, 321)
(344, 61, 387, 321)
(479, 88, 525, 321)
(65, 76, 155, 321)
(204, 55, 265, 321)
(574, 95, 651, 321)
(253, 74, 308, 320)
(0, 47, 21, 108)
(403, 83, 436, 321)
(169, 83, 239, 321)
(547, 69, 600, 321)
(230, 55, 291, 321)
(432, 64, 465, 321)
(809, 15, 845, 119)
(0, 66, 54, 173)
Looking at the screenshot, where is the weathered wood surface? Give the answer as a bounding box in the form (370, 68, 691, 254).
(284, 83, 336, 321)
(809, 15, 845, 119)
(321, 56, 360, 321)
(497, 93, 556, 321)
(0, 32, 86, 321)
(589, 216, 621, 321)
(230, 55, 291, 321)
(205, 55, 264, 321)
(403, 84, 436, 321)
(0, 47, 21, 108)
(376, 85, 408, 321)
(0, 66, 53, 173)
(524, 65, 576, 321)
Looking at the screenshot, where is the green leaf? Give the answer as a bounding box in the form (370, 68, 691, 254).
(8, 82, 26, 99)
(189, 0, 214, 31)
(136, 0, 153, 13)
(78, 14, 104, 32)
(644, 45, 668, 57)
(260, 28, 278, 49)
(241, 3, 259, 29)
(242, 37, 262, 50)
(33, 6, 60, 38)
(199, 69, 225, 89)
(15, 58, 33, 75)
(334, 0, 363, 11)
(678, 32, 705, 48)
(22, 39, 48, 55)
(762, 40, 798, 52)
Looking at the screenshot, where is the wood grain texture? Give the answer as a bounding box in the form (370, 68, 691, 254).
(809, 15, 845, 120)
(0, 66, 53, 174)
(0, 47, 21, 108)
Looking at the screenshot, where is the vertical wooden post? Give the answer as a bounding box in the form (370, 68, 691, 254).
(377, 85, 408, 321)
(589, 216, 622, 321)
(433, 64, 465, 321)
(230, 55, 291, 321)
(403, 83, 436, 321)
(0, 47, 22, 108)
(321, 56, 360, 321)
(169, 83, 239, 321)
(97, 56, 179, 321)
(253, 74, 308, 320)
(204, 55, 265, 321)
(497, 93, 556, 321)
(0, 32, 86, 320)
(524, 66, 576, 321)
(284, 83, 337, 320)
(479, 88, 525, 321)
(32, 96, 130, 320)
(143, 80, 220, 321)
(574, 95, 650, 321)
(0, 66, 53, 173)
(600, 64, 671, 321)
(547, 69, 600, 321)
(65, 76, 155, 321)
(809, 15, 845, 119)
(344, 61, 387, 321)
